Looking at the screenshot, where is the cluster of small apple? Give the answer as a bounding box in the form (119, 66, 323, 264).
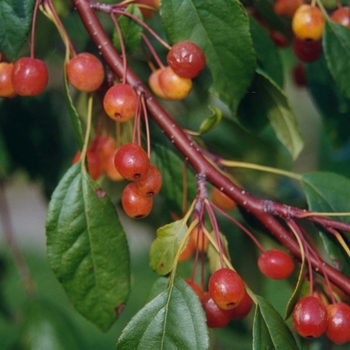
(292, 292, 350, 344)
(149, 41, 206, 100)
(176, 185, 349, 343)
(0, 56, 48, 98)
(269, 0, 350, 86)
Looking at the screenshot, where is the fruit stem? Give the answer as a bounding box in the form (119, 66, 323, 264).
(211, 202, 266, 254)
(30, 0, 42, 59)
(110, 13, 127, 84)
(81, 94, 94, 168)
(142, 33, 165, 69)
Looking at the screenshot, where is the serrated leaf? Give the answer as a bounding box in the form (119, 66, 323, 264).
(113, 5, 143, 56)
(45, 163, 130, 332)
(301, 171, 350, 278)
(249, 16, 283, 88)
(116, 275, 209, 350)
(145, 276, 169, 303)
(198, 105, 222, 135)
(151, 144, 196, 215)
(323, 20, 350, 100)
(256, 70, 304, 159)
(150, 219, 188, 275)
(63, 67, 84, 149)
(307, 57, 350, 147)
(0, 0, 35, 60)
(253, 295, 299, 350)
(160, 0, 256, 114)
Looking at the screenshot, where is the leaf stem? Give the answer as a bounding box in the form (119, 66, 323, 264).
(220, 160, 302, 181)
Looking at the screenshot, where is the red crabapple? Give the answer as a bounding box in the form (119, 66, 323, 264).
(135, 164, 162, 197)
(11, 57, 48, 96)
(202, 292, 234, 328)
(66, 52, 104, 92)
(331, 7, 350, 28)
(114, 143, 150, 181)
(292, 5, 325, 41)
(208, 268, 246, 310)
(103, 83, 137, 122)
(258, 249, 294, 280)
(326, 302, 350, 345)
(0, 62, 16, 98)
(292, 296, 328, 338)
(158, 66, 192, 100)
(121, 183, 153, 218)
(167, 41, 206, 79)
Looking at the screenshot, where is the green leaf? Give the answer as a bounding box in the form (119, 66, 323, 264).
(253, 295, 299, 350)
(0, 0, 35, 60)
(150, 219, 188, 275)
(256, 70, 304, 159)
(301, 171, 350, 278)
(151, 144, 196, 215)
(116, 275, 209, 350)
(198, 105, 222, 135)
(160, 0, 256, 114)
(63, 67, 84, 149)
(19, 298, 84, 350)
(113, 5, 143, 56)
(45, 163, 130, 332)
(145, 276, 169, 303)
(251, 0, 289, 36)
(323, 20, 350, 100)
(307, 57, 350, 147)
(249, 16, 283, 88)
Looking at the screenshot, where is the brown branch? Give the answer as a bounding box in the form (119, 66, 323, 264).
(72, 0, 350, 296)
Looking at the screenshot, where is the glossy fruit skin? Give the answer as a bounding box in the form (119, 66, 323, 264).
(190, 226, 208, 252)
(331, 7, 350, 29)
(292, 296, 328, 338)
(202, 292, 234, 328)
(185, 279, 204, 300)
(11, 57, 48, 96)
(208, 268, 245, 310)
(121, 183, 153, 218)
(114, 143, 150, 181)
(148, 68, 168, 99)
(292, 5, 325, 41)
(258, 249, 294, 280)
(273, 0, 303, 18)
(135, 164, 162, 197)
(158, 66, 192, 100)
(104, 149, 124, 182)
(0, 62, 16, 98)
(210, 187, 236, 211)
(66, 53, 104, 92)
(135, 0, 160, 18)
(230, 289, 253, 320)
(326, 302, 350, 344)
(167, 41, 206, 79)
(103, 83, 137, 122)
(178, 235, 195, 262)
(93, 135, 116, 166)
(293, 36, 322, 63)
